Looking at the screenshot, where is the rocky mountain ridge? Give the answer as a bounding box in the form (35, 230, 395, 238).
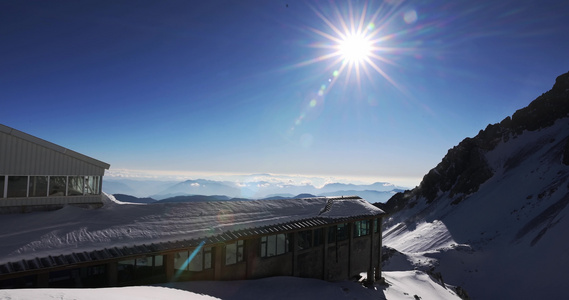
(380, 71, 569, 214)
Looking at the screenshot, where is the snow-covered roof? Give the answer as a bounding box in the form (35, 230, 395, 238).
(0, 194, 384, 275)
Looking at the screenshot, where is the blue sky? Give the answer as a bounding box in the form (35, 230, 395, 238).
(1, 0, 568, 187)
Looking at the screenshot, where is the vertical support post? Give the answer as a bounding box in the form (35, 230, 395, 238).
(214, 245, 223, 280)
(26, 176, 30, 198)
(292, 232, 298, 276)
(164, 253, 175, 282)
(290, 233, 295, 276)
(348, 222, 353, 278)
(246, 238, 260, 279)
(376, 217, 382, 281)
(107, 261, 118, 286)
(322, 226, 328, 280)
(36, 272, 49, 287)
(3, 175, 7, 198)
(367, 218, 375, 284)
(46, 175, 50, 197)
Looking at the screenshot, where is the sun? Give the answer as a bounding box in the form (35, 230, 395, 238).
(291, 1, 402, 90)
(338, 32, 373, 64)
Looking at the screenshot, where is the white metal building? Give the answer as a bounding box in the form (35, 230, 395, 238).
(0, 124, 110, 212)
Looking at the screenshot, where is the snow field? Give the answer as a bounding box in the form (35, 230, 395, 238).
(0, 272, 462, 300)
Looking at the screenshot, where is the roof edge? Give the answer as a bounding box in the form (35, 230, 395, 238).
(0, 124, 110, 170)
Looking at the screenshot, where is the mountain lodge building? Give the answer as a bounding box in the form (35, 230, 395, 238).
(0, 124, 386, 288)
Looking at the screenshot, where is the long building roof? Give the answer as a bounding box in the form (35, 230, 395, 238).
(0, 123, 110, 170)
(0, 194, 384, 275)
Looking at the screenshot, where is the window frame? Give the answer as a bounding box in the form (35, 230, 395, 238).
(0, 175, 5, 198)
(297, 230, 313, 250)
(353, 219, 371, 238)
(225, 240, 245, 265)
(6, 176, 28, 198)
(175, 246, 213, 273)
(29, 176, 48, 197)
(260, 233, 290, 258)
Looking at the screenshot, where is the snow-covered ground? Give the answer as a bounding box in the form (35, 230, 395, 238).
(0, 272, 462, 300)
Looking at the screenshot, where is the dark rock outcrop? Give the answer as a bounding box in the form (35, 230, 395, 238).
(563, 138, 569, 166)
(384, 72, 569, 215)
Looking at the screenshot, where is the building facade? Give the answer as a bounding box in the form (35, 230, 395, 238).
(0, 196, 385, 288)
(0, 124, 110, 213)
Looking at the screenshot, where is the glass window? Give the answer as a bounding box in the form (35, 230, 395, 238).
(328, 224, 349, 243)
(49, 269, 78, 287)
(337, 223, 349, 241)
(314, 228, 324, 247)
(117, 259, 135, 282)
(7, 176, 27, 198)
(79, 264, 107, 287)
(135, 257, 150, 267)
(0, 176, 5, 198)
(237, 241, 244, 263)
(374, 218, 379, 233)
(67, 176, 84, 196)
(204, 246, 212, 269)
(29, 176, 48, 197)
(261, 234, 290, 258)
(261, 236, 267, 257)
(85, 176, 100, 195)
(117, 255, 163, 282)
(188, 248, 203, 271)
(225, 240, 244, 265)
(175, 246, 213, 272)
(135, 256, 152, 279)
(276, 234, 288, 255)
(155, 255, 163, 267)
(328, 225, 336, 244)
(354, 220, 370, 237)
(49, 176, 67, 196)
(267, 235, 276, 257)
(174, 251, 189, 271)
(298, 230, 312, 250)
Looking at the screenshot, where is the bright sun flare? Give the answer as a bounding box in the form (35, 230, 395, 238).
(338, 33, 372, 64)
(292, 1, 402, 90)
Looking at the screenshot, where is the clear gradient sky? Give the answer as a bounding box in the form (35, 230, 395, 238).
(1, 0, 568, 187)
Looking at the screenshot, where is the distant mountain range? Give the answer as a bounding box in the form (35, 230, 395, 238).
(378, 71, 569, 299)
(105, 177, 406, 203)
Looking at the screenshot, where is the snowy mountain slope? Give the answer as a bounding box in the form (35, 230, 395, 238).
(381, 72, 569, 299)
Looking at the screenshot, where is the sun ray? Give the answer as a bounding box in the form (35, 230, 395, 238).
(310, 2, 392, 85)
(285, 0, 422, 96)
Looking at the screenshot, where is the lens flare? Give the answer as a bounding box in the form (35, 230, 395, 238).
(338, 32, 372, 63)
(290, 0, 414, 91)
(285, 0, 424, 142)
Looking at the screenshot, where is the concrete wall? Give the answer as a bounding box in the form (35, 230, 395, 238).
(295, 246, 324, 278)
(0, 195, 103, 209)
(351, 236, 371, 277)
(325, 241, 350, 281)
(249, 253, 293, 279)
